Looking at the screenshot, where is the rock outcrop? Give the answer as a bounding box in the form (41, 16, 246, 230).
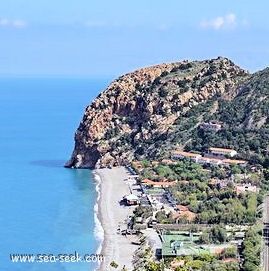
(66, 57, 269, 168)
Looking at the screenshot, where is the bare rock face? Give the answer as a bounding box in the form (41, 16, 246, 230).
(65, 57, 249, 169)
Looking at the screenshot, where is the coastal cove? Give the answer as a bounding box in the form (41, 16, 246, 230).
(0, 77, 110, 271)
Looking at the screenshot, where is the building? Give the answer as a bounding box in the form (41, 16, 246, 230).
(197, 156, 222, 166)
(222, 159, 247, 166)
(197, 157, 247, 166)
(209, 147, 238, 157)
(172, 150, 201, 162)
(123, 194, 140, 205)
(173, 205, 196, 223)
(171, 149, 246, 167)
(173, 211, 196, 223)
(162, 159, 177, 165)
(200, 122, 221, 132)
(132, 161, 144, 172)
(234, 184, 260, 195)
(141, 179, 177, 188)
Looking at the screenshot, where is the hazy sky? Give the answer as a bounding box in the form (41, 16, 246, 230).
(0, 0, 268, 77)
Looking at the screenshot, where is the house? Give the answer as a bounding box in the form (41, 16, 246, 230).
(172, 150, 202, 162)
(234, 183, 259, 195)
(200, 122, 221, 132)
(209, 147, 237, 157)
(174, 205, 196, 222)
(132, 161, 144, 172)
(123, 194, 140, 205)
(209, 178, 229, 188)
(141, 179, 177, 188)
(171, 149, 246, 167)
(197, 156, 223, 166)
(162, 159, 177, 165)
(174, 211, 196, 223)
(222, 158, 247, 166)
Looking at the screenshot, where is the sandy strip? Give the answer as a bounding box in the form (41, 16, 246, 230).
(96, 167, 138, 271)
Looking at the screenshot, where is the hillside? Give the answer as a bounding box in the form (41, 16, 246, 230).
(65, 57, 269, 169)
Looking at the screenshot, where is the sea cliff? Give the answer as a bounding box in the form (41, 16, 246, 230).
(66, 57, 269, 169)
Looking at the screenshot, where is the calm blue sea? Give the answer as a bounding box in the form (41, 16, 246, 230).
(0, 77, 111, 271)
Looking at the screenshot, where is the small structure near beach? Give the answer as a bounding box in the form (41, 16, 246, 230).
(123, 194, 140, 206)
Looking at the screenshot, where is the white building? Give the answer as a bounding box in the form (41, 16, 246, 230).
(209, 147, 237, 157)
(172, 150, 201, 162)
(200, 122, 221, 132)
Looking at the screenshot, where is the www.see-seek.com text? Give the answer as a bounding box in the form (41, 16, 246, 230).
(10, 252, 105, 263)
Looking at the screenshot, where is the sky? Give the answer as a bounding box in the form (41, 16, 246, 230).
(0, 0, 269, 77)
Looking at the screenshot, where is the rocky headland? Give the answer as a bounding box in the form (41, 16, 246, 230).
(65, 57, 269, 169)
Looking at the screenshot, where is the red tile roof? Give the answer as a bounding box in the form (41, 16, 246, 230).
(173, 211, 196, 222)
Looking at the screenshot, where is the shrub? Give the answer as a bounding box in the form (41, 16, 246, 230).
(159, 88, 168, 97)
(110, 261, 119, 268)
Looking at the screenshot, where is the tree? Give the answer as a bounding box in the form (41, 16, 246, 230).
(133, 206, 153, 219)
(243, 261, 259, 271)
(220, 247, 237, 259)
(211, 226, 228, 243)
(142, 160, 151, 167)
(110, 261, 119, 268)
(155, 210, 167, 223)
(198, 232, 211, 244)
(186, 260, 204, 270)
(242, 226, 262, 270)
(230, 165, 242, 174)
(144, 261, 164, 271)
(159, 88, 168, 97)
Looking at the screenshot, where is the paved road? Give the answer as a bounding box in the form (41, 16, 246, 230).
(265, 244, 269, 271)
(263, 196, 269, 271)
(264, 196, 269, 223)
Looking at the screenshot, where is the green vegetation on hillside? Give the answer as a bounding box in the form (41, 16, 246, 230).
(160, 67, 269, 166)
(241, 224, 262, 271)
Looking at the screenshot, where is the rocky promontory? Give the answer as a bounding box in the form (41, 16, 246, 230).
(66, 57, 260, 168)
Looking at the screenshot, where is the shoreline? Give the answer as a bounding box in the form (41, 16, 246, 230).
(94, 166, 138, 271)
(93, 172, 104, 255)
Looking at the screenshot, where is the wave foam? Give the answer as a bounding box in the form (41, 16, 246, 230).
(93, 172, 104, 255)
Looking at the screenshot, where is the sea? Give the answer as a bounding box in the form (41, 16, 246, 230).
(0, 77, 111, 271)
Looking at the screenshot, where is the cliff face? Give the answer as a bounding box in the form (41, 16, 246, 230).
(66, 57, 269, 169)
